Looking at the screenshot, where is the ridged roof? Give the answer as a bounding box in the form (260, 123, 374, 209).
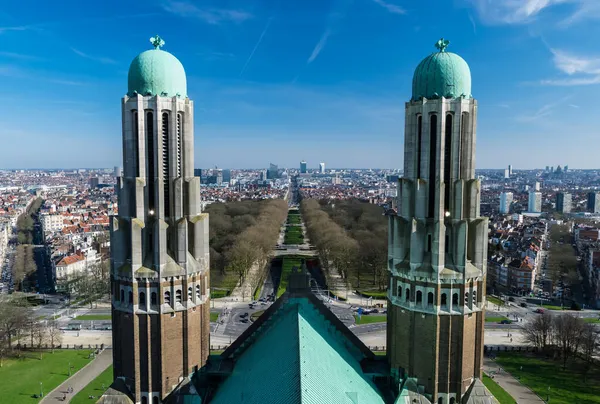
(210, 298, 385, 404)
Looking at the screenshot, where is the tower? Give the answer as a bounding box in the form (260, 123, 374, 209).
(300, 160, 307, 174)
(528, 191, 542, 213)
(387, 39, 490, 403)
(109, 36, 210, 403)
(499, 192, 513, 214)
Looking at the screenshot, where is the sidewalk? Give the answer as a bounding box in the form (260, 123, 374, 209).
(483, 357, 544, 404)
(40, 349, 112, 403)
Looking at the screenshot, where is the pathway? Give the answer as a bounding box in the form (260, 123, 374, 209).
(40, 349, 112, 404)
(483, 357, 544, 404)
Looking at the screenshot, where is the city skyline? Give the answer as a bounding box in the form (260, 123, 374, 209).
(1, 0, 600, 168)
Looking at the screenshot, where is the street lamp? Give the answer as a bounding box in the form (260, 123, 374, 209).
(68, 362, 74, 377)
(39, 382, 43, 398)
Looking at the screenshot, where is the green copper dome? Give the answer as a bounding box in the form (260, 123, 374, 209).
(127, 36, 187, 98)
(411, 38, 471, 101)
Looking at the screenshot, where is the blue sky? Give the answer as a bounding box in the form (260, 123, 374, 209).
(1, 0, 600, 169)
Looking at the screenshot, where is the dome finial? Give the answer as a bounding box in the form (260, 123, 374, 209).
(435, 38, 450, 52)
(150, 35, 165, 50)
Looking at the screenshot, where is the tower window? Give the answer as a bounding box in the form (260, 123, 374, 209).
(162, 112, 170, 217)
(445, 234, 449, 253)
(151, 292, 157, 306)
(465, 292, 470, 305)
(175, 289, 182, 304)
(417, 114, 422, 179)
(438, 398, 443, 404)
(132, 110, 139, 177)
(188, 286, 193, 301)
(441, 293, 447, 306)
(452, 293, 458, 306)
(459, 113, 467, 178)
(164, 290, 171, 305)
(146, 112, 155, 213)
(397, 286, 402, 298)
(427, 234, 432, 252)
(139, 291, 146, 309)
(444, 113, 453, 212)
(196, 284, 201, 299)
(176, 113, 182, 177)
(427, 292, 434, 306)
(472, 291, 477, 304)
(128, 291, 133, 305)
(428, 114, 438, 218)
(450, 398, 456, 404)
(416, 291, 423, 304)
(405, 288, 410, 302)
(142, 397, 147, 404)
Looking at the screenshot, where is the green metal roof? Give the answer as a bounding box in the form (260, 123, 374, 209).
(127, 36, 187, 98)
(412, 38, 471, 101)
(210, 298, 385, 404)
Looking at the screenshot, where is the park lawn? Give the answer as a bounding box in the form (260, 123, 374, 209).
(284, 226, 304, 244)
(356, 290, 387, 299)
(485, 316, 509, 323)
(210, 289, 231, 299)
(482, 373, 516, 404)
(277, 257, 303, 297)
(582, 317, 600, 323)
(287, 214, 302, 225)
(0, 349, 92, 404)
(496, 353, 600, 404)
(75, 314, 111, 321)
(71, 365, 113, 404)
(210, 312, 219, 322)
(487, 296, 504, 306)
(542, 304, 564, 310)
(251, 310, 265, 322)
(373, 351, 386, 356)
(354, 315, 387, 325)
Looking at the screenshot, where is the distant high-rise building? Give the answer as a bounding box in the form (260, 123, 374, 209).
(508, 164, 512, 176)
(114, 166, 122, 177)
(194, 168, 202, 177)
(504, 168, 510, 179)
(564, 165, 569, 173)
(535, 181, 541, 191)
(300, 160, 307, 174)
(319, 162, 325, 174)
(216, 169, 223, 185)
(545, 165, 550, 172)
(528, 191, 542, 213)
(268, 163, 278, 179)
(500, 192, 513, 214)
(89, 177, 99, 188)
(556, 192, 572, 213)
(587, 192, 600, 213)
(222, 169, 231, 183)
(523, 184, 530, 192)
(260, 169, 268, 181)
(550, 166, 555, 173)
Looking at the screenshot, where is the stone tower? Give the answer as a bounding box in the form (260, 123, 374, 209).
(110, 36, 210, 404)
(386, 39, 489, 404)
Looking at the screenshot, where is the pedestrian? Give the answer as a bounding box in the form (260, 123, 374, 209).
(510, 338, 513, 343)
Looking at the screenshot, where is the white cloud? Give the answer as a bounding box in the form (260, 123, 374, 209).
(372, 0, 406, 15)
(162, 1, 252, 24)
(71, 48, 116, 65)
(466, 0, 600, 25)
(517, 95, 572, 121)
(307, 29, 331, 64)
(541, 49, 600, 86)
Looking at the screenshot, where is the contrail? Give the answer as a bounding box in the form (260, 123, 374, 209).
(239, 17, 273, 77)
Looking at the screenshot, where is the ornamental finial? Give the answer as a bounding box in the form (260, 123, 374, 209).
(150, 35, 165, 50)
(435, 38, 450, 52)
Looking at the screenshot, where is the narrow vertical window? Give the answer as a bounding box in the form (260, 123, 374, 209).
(139, 292, 146, 309)
(146, 112, 155, 212)
(132, 111, 139, 177)
(176, 113, 182, 177)
(405, 288, 410, 302)
(188, 286, 192, 300)
(452, 293, 458, 306)
(427, 234, 432, 252)
(441, 293, 447, 306)
(445, 234, 449, 253)
(416, 291, 423, 304)
(444, 114, 453, 212)
(459, 112, 467, 179)
(427, 292, 434, 306)
(175, 289, 182, 304)
(428, 114, 438, 217)
(162, 113, 170, 217)
(151, 292, 157, 306)
(417, 114, 422, 178)
(164, 291, 171, 305)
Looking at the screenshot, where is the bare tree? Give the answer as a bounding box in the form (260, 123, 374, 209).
(45, 320, 62, 353)
(521, 312, 553, 350)
(552, 313, 583, 369)
(579, 322, 599, 381)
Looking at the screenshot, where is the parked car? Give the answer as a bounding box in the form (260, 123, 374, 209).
(520, 302, 527, 308)
(508, 297, 515, 302)
(500, 319, 512, 324)
(535, 308, 545, 314)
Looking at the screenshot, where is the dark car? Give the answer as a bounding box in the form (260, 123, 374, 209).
(508, 297, 515, 302)
(520, 302, 527, 308)
(500, 319, 512, 324)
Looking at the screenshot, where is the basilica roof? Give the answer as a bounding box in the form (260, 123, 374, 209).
(127, 35, 187, 98)
(412, 38, 471, 101)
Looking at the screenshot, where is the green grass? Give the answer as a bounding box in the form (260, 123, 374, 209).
(210, 350, 224, 355)
(251, 310, 265, 322)
(542, 304, 565, 310)
(482, 373, 517, 404)
(75, 314, 111, 321)
(373, 351, 386, 356)
(287, 214, 302, 225)
(354, 314, 387, 324)
(485, 316, 510, 323)
(496, 352, 600, 404)
(284, 225, 304, 244)
(71, 365, 113, 403)
(210, 289, 231, 299)
(253, 285, 262, 301)
(582, 317, 600, 323)
(356, 290, 388, 299)
(277, 256, 303, 297)
(0, 349, 92, 404)
(487, 296, 504, 306)
(210, 312, 219, 322)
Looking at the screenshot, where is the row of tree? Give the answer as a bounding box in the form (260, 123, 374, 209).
(12, 245, 36, 291)
(522, 312, 599, 378)
(61, 261, 110, 308)
(206, 199, 288, 291)
(15, 197, 43, 245)
(0, 296, 62, 366)
(546, 224, 579, 287)
(301, 199, 388, 291)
